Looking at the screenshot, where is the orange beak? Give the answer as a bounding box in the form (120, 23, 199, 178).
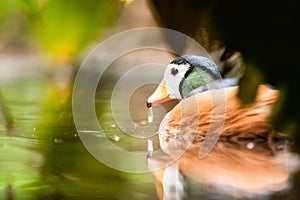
(147, 80, 172, 107)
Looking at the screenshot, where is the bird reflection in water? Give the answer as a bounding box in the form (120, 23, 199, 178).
(148, 131, 299, 200)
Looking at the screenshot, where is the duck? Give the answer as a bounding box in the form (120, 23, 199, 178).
(146, 55, 299, 199)
(147, 55, 280, 156)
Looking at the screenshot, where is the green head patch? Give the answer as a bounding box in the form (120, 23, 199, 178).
(179, 67, 218, 97)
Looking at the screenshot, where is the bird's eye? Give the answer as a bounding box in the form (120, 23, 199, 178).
(171, 67, 179, 75)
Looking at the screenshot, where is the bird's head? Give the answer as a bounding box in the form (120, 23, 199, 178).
(147, 55, 221, 107)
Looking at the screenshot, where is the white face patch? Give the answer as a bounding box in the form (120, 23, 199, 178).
(164, 63, 190, 99)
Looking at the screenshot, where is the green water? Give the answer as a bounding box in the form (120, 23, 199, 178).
(1, 76, 300, 200)
(0, 78, 157, 200)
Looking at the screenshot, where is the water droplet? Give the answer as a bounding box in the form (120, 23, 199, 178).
(53, 137, 63, 144)
(147, 107, 153, 123)
(247, 142, 254, 149)
(148, 139, 153, 152)
(114, 135, 120, 142)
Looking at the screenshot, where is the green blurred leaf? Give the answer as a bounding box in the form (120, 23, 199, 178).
(16, 0, 40, 20)
(0, 0, 19, 29)
(0, 1, 16, 22)
(17, 0, 121, 62)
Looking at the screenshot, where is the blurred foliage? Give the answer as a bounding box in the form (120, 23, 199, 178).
(0, 1, 159, 199)
(0, 1, 17, 25)
(0, 0, 30, 50)
(17, 0, 121, 63)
